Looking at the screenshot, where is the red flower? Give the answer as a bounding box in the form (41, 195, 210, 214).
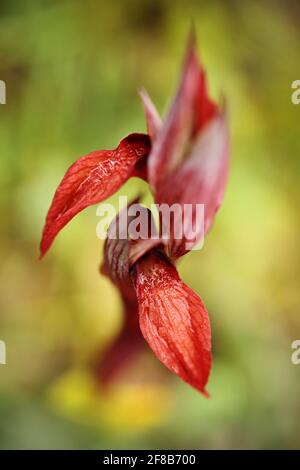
(40, 34, 229, 396)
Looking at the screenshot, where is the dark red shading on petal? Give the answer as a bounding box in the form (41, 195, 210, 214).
(101, 199, 160, 285)
(39, 133, 151, 258)
(139, 88, 162, 142)
(156, 113, 229, 259)
(99, 214, 141, 386)
(97, 203, 141, 385)
(93, 287, 144, 386)
(98, 201, 159, 385)
(100, 203, 136, 285)
(132, 250, 211, 395)
(148, 34, 217, 190)
(194, 69, 218, 135)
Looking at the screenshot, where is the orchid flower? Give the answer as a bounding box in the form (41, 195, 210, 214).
(40, 34, 229, 396)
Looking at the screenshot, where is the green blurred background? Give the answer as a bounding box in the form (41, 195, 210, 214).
(0, 0, 300, 450)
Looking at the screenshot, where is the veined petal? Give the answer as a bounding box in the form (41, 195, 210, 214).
(40, 133, 151, 257)
(156, 113, 229, 258)
(132, 250, 211, 395)
(148, 35, 217, 190)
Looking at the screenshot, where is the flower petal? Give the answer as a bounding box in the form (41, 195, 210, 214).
(148, 35, 217, 190)
(101, 199, 160, 285)
(98, 201, 159, 385)
(99, 205, 141, 385)
(100, 202, 136, 285)
(93, 291, 144, 386)
(132, 250, 211, 395)
(40, 133, 151, 257)
(139, 88, 162, 142)
(193, 68, 218, 136)
(156, 112, 229, 258)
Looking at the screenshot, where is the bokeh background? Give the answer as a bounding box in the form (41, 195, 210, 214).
(0, 0, 300, 450)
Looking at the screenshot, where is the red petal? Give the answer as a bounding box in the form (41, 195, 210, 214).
(40, 133, 150, 257)
(100, 203, 135, 286)
(157, 113, 229, 258)
(132, 250, 211, 395)
(93, 290, 144, 386)
(194, 69, 218, 135)
(99, 207, 141, 385)
(139, 88, 162, 142)
(101, 200, 160, 285)
(98, 201, 159, 385)
(148, 34, 217, 190)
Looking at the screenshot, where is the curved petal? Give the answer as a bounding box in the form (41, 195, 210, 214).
(40, 133, 151, 258)
(100, 202, 135, 286)
(132, 250, 211, 395)
(101, 199, 160, 285)
(97, 204, 141, 385)
(148, 34, 217, 190)
(157, 113, 229, 258)
(139, 88, 162, 142)
(98, 201, 159, 385)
